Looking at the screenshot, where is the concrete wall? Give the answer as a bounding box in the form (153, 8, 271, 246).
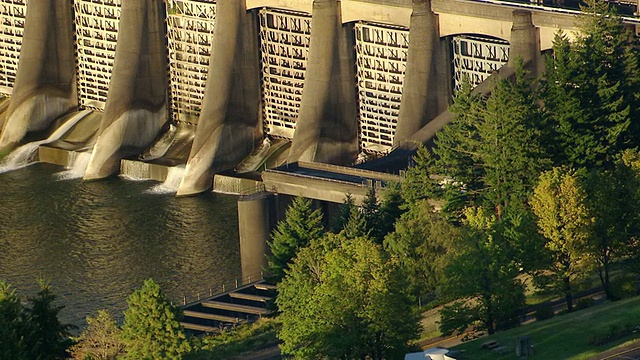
(84, 0, 169, 180)
(0, 0, 77, 153)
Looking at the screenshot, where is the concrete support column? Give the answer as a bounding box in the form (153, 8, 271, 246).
(238, 193, 274, 279)
(177, 0, 262, 196)
(509, 10, 541, 75)
(394, 0, 450, 146)
(0, 0, 76, 153)
(84, 0, 168, 180)
(288, 0, 358, 165)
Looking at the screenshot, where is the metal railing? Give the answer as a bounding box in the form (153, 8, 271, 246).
(176, 271, 267, 307)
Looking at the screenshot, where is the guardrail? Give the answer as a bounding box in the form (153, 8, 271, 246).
(175, 272, 267, 307)
(469, 0, 640, 24)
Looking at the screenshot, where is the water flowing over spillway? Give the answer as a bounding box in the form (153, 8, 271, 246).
(0, 110, 92, 173)
(55, 151, 93, 180)
(146, 165, 186, 194)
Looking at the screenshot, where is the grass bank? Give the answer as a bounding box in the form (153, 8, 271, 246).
(451, 296, 640, 359)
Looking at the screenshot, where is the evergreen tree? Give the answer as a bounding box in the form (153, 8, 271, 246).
(266, 197, 324, 282)
(361, 187, 382, 243)
(378, 183, 405, 241)
(341, 204, 369, 240)
(434, 64, 550, 218)
(120, 279, 191, 360)
(24, 280, 75, 360)
(543, 0, 640, 168)
(401, 145, 439, 206)
(0, 281, 28, 360)
(331, 194, 356, 233)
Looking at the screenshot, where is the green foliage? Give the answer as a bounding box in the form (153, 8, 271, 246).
(583, 165, 640, 300)
(384, 199, 457, 304)
(26, 280, 76, 359)
(277, 234, 420, 359)
(361, 187, 383, 243)
(69, 310, 124, 360)
(401, 145, 439, 206)
(120, 279, 191, 360)
(0, 281, 29, 360)
(340, 203, 369, 240)
(266, 197, 324, 282)
(440, 207, 526, 336)
(542, 0, 640, 169)
(609, 275, 640, 300)
(0, 280, 74, 360)
(530, 167, 592, 311)
(575, 297, 595, 310)
(533, 302, 555, 321)
(435, 63, 550, 217)
(330, 194, 355, 233)
(378, 182, 405, 240)
(190, 318, 280, 360)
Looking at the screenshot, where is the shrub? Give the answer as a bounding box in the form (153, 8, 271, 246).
(575, 297, 594, 310)
(534, 302, 555, 321)
(610, 275, 639, 300)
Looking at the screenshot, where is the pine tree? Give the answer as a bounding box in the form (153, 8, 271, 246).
(331, 194, 356, 233)
(24, 279, 75, 360)
(0, 281, 28, 360)
(340, 204, 369, 240)
(266, 197, 324, 282)
(434, 63, 550, 218)
(543, 0, 640, 168)
(120, 279, 191, 360)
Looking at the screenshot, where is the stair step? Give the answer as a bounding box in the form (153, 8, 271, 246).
(180, 322, 219, 333)
(202, 300, 270, 315)
(254, 283, 277, 291)
(183, 310, 245, 324)
(229, 292, 273, 302)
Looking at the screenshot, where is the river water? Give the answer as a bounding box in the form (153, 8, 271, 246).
(0, 163, 241, 329)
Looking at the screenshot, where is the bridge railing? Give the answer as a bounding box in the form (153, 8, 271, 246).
(175, 271, 267, 308)
(469, 0, 640, 24)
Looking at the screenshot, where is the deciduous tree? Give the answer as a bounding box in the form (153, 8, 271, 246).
(70, 310, 125, 360)
(530, 167, 592, 311)
(277, 234, 419, 359)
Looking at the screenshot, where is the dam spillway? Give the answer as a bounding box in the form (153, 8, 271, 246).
(0, 0, 596, 193)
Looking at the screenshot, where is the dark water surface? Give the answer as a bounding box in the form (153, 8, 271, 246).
(0, 163, 241, 329)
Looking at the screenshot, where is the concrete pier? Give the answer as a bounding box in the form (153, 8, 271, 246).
(84, 0, 168, 180)
(394, 0, 450, 145)
(0, 0, 76, 153)
(177, 0, 262, 196)
(288, 0, 358, 165)
(509, 10, 541, 74)
(238, 193, 274, 279)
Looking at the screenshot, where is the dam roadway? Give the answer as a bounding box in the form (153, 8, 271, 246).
(0, 0, 634, 276)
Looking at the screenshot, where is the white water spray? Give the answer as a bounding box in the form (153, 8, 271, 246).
(146, 165, 185, 194)
(56, 151, 93, 180)
(0, 110, 92, 173)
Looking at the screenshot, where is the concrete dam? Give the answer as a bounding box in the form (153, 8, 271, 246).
(0, 0, 595, 196)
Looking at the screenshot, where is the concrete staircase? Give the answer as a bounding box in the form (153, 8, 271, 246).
(180, 281, 277, 335)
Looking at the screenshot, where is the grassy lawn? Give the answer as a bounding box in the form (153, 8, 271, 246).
(451, 296, 640, 359)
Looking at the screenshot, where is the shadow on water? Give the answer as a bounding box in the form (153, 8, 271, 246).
(0, 163, 240, 329)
